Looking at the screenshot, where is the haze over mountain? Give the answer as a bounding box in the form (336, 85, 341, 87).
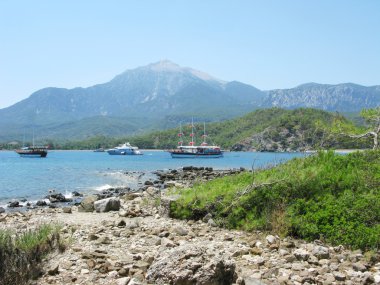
(264, 83, 380, 112)
(0, 60, 379, 141)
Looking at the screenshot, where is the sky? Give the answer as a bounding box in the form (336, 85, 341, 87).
(0, 0, 379, 108)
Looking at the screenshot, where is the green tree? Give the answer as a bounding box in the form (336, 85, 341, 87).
(340, 108, 380, 149)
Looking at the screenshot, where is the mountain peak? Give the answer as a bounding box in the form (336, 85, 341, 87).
(144, 60, 220, 82)
(148, 60, 182, 72)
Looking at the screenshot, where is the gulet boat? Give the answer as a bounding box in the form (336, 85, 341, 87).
(169, 120, 223, 158)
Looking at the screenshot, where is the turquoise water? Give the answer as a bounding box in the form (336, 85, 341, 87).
(0, 150, 306, 205)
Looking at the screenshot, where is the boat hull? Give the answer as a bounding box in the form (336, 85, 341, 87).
(16, 150, 47, 158)
(107, 149, 142, 155)
(170, 152, 223, 158)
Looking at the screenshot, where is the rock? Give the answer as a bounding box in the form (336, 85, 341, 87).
(307, 255, 319, 265)
(312, 246, 330, 259)
(208, 218, 218, 227)
(119, 208, 128, 217)
(8, 201, 20, 207)
(159, 196, 179, 217)
(172, 225, 188, 236)
(250, 248, 263, 256)
(374, 273, 380, 283)
(285, 255, 297, 263)
(134, 261, 150, 272)
(88, 233, 99, 240)
(116, 277, 131, 285)
(363, 274, 375, 284)
(265, 235, 277, 245)
(47, 193, 71, 203)
(117, 219, 126, 227)
(146, 244, 236, 285)
(47, 262, 59, 275)
(94, 197, 121, 212)
(144, 180, 154, 186)
(98, 236, 111, 244)
(202, 213, 213, 223)
(87, 259, 96, 269)
(161, 237, 175, 248)
(333, 272, 346, 281)
(183, 166, 194, 171)
(78, 195, 98, 212)
(36, 200, 47, 206)
(62, 207, 72, 213)
(282, 241, 295, 248)
(128, 278, 143, 285)
(145, 186, 160, 196)
(72, 191, 83, 197)
(125, 219, 140, 229)
(353, 262, 367, 272)
(0, 207, 5, 213)
(294, 248, 310, 261)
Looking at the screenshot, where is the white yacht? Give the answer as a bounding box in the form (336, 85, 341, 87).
(106, 142, 142, 155)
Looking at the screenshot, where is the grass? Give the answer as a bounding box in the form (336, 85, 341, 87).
(0, 223, 63, 284)
(171, 150, 380, 250)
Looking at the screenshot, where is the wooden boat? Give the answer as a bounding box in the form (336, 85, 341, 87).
(15, 146, 48, 157)
(169, 120, 223, 158)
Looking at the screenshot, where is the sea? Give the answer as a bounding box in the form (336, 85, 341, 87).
(0, 150, 307, 207)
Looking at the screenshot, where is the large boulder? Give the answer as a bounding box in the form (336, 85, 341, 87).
(78, 195, 98, 212)
(94, 197, 120, 213)
(146, 244, 236, 285)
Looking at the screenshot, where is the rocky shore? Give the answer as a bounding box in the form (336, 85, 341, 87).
(1, 167, 380, 284)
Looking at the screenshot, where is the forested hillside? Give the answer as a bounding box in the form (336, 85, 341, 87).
(59, 108, 370, 151)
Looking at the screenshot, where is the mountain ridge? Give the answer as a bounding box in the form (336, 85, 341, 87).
(0, 60, 379, 141)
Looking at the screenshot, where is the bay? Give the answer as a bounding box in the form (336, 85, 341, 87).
(0, 150, 306, 206)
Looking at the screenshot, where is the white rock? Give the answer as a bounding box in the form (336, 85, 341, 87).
(374, 273, 380, 283)
(312, 246, 330, 259)
(116, 277, 131, 285)
(266, 235, 277, 245)
(294, 249, 310, 261)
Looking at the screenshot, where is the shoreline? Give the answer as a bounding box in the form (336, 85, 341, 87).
(1, 168, 379, 284)
(0, 167, 243, 213)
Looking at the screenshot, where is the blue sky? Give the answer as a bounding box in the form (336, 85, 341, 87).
(0, 0, 379, 108)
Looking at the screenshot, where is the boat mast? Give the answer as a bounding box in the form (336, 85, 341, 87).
(202, 122, 208, 146)
(178, 122, 183, 147)
(190, 117, 195, 146)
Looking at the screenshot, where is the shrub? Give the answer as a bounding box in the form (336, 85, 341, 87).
(0, 224, 62, 284)
(171, 150, 380, 250)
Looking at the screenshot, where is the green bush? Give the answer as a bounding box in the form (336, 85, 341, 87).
(171, 150, 380, 250)
(0, 224, 62, 284)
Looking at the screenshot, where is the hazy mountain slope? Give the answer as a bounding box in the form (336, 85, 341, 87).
(0, 61, 380, 142)
(264, 83, 380, 111)
(0, 61, 266, 140)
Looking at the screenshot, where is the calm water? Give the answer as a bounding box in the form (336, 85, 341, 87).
(0, 150, 306, 206)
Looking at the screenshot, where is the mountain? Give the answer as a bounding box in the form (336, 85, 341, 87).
(0, 60, 265, 141)
(263, 83, 380, 112)
(0, 61, 380, 142)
